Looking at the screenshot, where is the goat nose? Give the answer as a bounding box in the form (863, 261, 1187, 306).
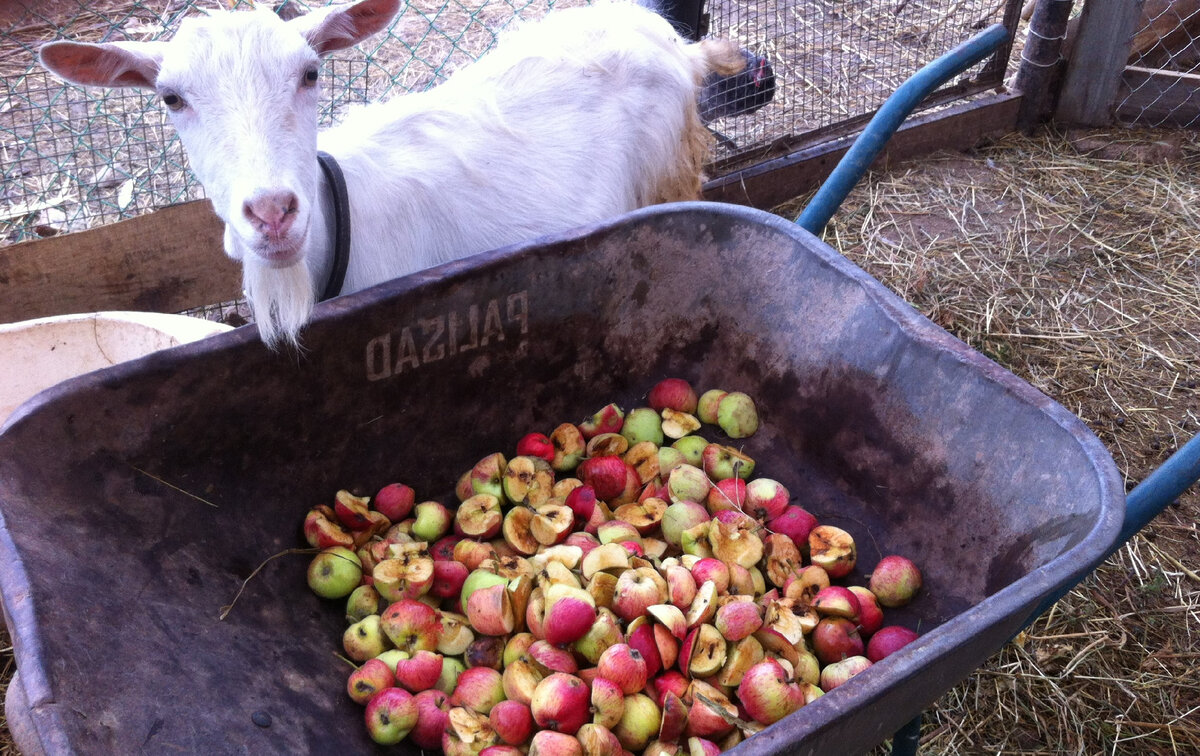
(243, 191, 299, 239)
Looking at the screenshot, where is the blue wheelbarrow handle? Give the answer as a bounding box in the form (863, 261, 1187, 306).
(796, 23, 1010, 235)
(1022, 431, 1200, 624)
(1119, 432, 1200, 544)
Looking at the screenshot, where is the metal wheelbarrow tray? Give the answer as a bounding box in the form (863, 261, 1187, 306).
(0, 201, 1124, 754)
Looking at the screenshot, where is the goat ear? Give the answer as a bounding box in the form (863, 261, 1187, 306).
(293, 0, 401, 56)
(39, 41, 163, 89)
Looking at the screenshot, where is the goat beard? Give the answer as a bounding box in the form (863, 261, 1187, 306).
(242, 255, 315, 350)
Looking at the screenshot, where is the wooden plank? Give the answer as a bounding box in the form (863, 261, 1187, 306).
(0, 200, 239, 323)
(1115, 65, 1200, 126)
(703, 93, 1022, 211)
(1054, 0, 1143, 125)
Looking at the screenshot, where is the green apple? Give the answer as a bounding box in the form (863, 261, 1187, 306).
(671, 435, 709, 467)
(411, 500, 451, 542)
(307, 546, 362, 599)
(621, 407, 664, 446)
(717, 391, 759, 438)
(343, 614, 392, 662)
(345, 584, 382, 623)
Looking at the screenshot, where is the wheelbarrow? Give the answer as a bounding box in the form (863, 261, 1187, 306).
(0, 24, 1192, 756)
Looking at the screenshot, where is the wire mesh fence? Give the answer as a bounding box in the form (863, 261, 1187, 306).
(1, 0, 1020, 251)
(1118, 0, 1200, 128)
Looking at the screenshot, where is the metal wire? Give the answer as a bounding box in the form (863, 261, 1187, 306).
(1, 0, 1020, 249)
(1118, 0, 1200, 128)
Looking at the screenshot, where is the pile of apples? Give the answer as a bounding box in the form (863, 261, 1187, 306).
(302, 379, 924, 755)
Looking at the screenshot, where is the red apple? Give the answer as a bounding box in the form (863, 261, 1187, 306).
(431, 559, 471, 600)
(597, 643, 649, 695)
(543, 585, 597, 647)
(395, 650, 444, 693)
(489, 699, 535, 745)
(410, 689, 451, 749)
(737, 659, 805, 725)
(580, 403, 625, 439)
(743, 478, 790, 521)
(564, 484, 598, 521)
(811, 616, 864, 665)
(848, 586, 884, 635)
(704, 477, 747, 514)
(767, 505, 819, 547)
(648, 378, 698, 414)
(528, 730, 584, 756)
(364, 687, 418, 745)
(713, 600, 763, 641)
(578, 456, 634, 501)
(869, 555, 923, 608)
(375, 483, 416, 522)
(866, 625, 920, 662)
(811, 585, 862, 620)
(517, 432, 556, 462)
(530, 672, 591, 734)
(347, 658, 395, 705)
(452, 666, 506, 714)
(689, 558, 730, 594)
(380, 598, 442, 654)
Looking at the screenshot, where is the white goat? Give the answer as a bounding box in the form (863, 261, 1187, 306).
(39, 0, 744, 347)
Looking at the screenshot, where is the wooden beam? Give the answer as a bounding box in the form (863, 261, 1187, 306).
(0, 200, 239, 324)
(1054, 0, 1143, 125)
(703, 93, 1022, 211)
(1116, 65, 1200, 126)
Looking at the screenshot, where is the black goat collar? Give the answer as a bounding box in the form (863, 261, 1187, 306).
(317, 151, 351, 301)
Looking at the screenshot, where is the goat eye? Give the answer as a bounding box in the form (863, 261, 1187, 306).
(302, 68, 319, 88)
(161, 92, 186, 111)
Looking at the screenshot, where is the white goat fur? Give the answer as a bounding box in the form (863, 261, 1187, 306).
(39, 0, 743, 347)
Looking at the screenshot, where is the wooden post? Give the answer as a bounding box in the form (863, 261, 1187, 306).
(1054, 0, 1144, 124)
(1014, 0, 1077, 132)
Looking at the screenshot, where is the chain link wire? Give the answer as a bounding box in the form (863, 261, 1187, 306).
(1119, 0, 1200, 127)
(1, 0, 1016, 251)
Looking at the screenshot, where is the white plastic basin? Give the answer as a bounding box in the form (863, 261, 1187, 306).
(0, 311, 231, 427)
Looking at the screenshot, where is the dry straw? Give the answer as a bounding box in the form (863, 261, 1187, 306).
(776, 127, 1200, 755)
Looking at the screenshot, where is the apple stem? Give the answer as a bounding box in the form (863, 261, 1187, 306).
(218, 547, 320, 621)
